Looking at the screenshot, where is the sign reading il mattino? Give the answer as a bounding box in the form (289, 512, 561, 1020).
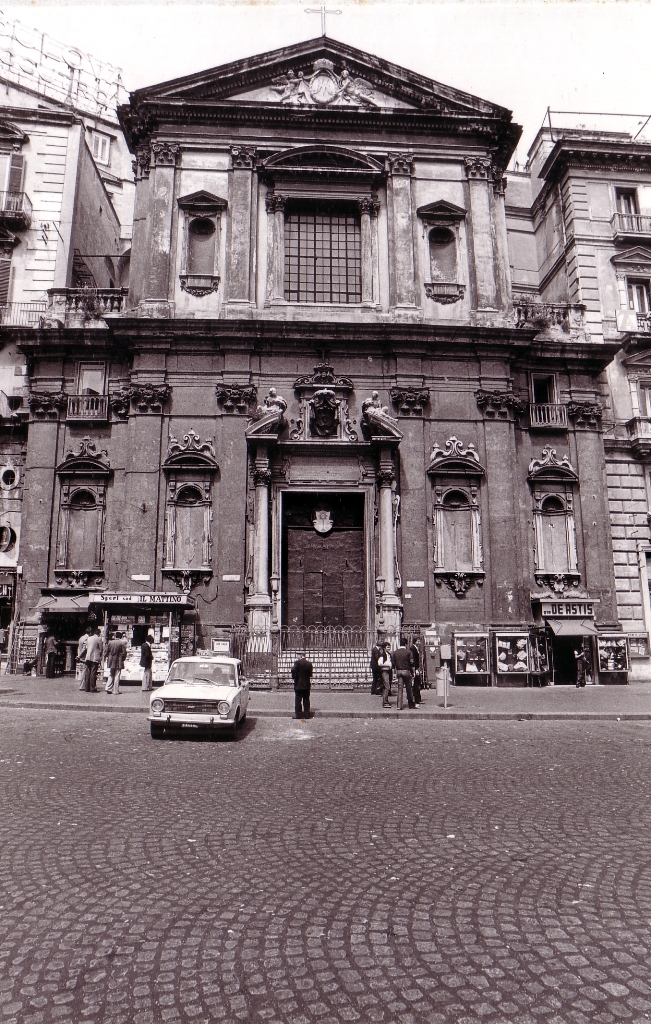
(87, 592, 194, 606)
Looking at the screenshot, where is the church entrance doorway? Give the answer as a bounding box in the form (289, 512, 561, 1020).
(282, 492, 365, 627)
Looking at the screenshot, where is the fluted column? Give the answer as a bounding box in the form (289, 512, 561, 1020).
(266, 193, 287, 305)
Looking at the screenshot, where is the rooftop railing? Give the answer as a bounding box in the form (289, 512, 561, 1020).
(0, 301, 47, 326)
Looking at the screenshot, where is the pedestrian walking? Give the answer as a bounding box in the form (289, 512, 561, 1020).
(378, 642, 393, 708)
(44, 633, 58, 678)
(82, 626, 104, 693)
(370, 639, 383, 695)
(409, 637, 422, 705)
(291, 651, 313, 719)
(393, 636, 416, 710)
(140, 634, 154, 691)
(76, 627, 90, 689)
(105, 632, 127, 694)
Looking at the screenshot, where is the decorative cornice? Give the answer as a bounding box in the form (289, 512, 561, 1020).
(389, 387, 430, 415)
(535, 572, 581, 595)
(54, 569, 104, 589)
(162, 568, 212, 594)
(215, 383, 258, 414)
(27, 391, 68, 417)
(57, 436, 111, 477)
(109, 384, 170, 416)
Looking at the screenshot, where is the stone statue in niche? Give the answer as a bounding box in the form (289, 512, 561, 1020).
(309, 388, 339, 437)
(253, 388, 287, 422)
(361, 391, 399, 431)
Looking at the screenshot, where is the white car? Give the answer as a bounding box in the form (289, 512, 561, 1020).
(148, 656, 249, 740)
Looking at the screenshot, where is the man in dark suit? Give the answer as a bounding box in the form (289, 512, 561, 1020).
(291, 652, 313, 719)
(370, 640, 383, 694)
(393, 637, 416, 711)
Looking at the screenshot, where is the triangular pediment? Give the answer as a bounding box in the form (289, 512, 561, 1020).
(126, 37, 512, 120)
(417, 200, 466, 221)
(178, 190, 228, 213)
(611, 246, 651, 271)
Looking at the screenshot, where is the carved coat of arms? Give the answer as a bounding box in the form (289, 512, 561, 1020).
(310, 388, 339, 438)
(271, 60, 378, 108)
(312, 508, 334, 535)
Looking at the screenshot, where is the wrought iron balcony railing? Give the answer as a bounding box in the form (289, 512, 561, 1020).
(0, 191, 32, 228)
(611, 212, 651, 240)
(66, 394, 109, 421)
(529, 403, 568, 429)
(0, 301, 47, 326)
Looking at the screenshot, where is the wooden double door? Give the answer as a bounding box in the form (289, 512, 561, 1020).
(282, 492, 365, 627)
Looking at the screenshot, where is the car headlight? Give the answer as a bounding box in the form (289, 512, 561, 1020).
(217, 700, 231, 716)
(151, 698, 165, 713)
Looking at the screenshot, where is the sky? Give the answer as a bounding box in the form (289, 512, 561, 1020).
(2, 0, 650, 164)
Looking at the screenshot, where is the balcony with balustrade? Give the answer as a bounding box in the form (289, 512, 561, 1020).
(529, 403, 569, 430)
(0, 191, 32, 229)
(626, 416, 651, 456)
(611, 212, 651, 243)
(512, 296, 586, 335)
(47, 287, 128, 327)
(66, 394, 109, 422)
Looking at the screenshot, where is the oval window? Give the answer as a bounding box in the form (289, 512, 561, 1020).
(0, 525, 16, 552)
(1, 468, 16, 488)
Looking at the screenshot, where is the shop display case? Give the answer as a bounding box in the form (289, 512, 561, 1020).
(596, 634, 629, 677)
(495, 632, 530, 674)
(529, 631, 551, 683)
(453, 633, 490, 679)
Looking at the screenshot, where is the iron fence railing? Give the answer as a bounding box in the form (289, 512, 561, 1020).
(0, 301, 47, 326)
(228, 624, 427, 690)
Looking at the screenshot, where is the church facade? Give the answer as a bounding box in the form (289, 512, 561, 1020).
(13, 37, 632, 685)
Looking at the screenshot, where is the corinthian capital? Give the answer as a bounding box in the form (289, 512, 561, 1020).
(387, 153, 413, 176)
(265, 192, 287, 214)
(231, 146, 257, 169)
(464, 156, 492, 179)
(151, 142, 180, 167)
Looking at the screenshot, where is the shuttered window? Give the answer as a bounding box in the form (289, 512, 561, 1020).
(7, 154, 23, 195)
(0, 260, 11, 305)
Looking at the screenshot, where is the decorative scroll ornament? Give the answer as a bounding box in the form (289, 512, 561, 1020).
(167, 430, 216, 461)
(294, 363, 353, 391)
(109, 384, 170, 417)
(28, 391, 68, 416)
(528, 446, 577, 480)
(179, 274, 220, 298)
(390, 387, 430, 416)
(474, 388, 527, 419)
(429, 436, 481, 469)
(64, 436, 108, 463)
(271, 60, 379, 108)
(567, 401, 602, 429)
(215, 384, 258, 414)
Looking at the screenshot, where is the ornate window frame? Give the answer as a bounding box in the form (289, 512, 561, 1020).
(528, 446, 580, 594)
(427, 436, 485, 597)
(417, 201, 467, 305)
(177, 191, 227, 297)
(54, 437, 111, 588)
(162, 430, 219, 592)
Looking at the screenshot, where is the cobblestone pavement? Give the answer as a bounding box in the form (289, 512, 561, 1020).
(2, 710, 651, 1024)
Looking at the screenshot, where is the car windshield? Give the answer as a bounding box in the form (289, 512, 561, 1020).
(167, 662, 236, 686)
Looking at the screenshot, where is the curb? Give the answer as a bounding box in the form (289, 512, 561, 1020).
(0, 700, 649, 721)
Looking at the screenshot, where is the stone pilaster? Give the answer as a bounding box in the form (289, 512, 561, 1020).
(143, 142, 180, 311)
(245, 446, 272, 634)
(464, 156, 498, 311)
(358, 198, 379, 307)
(224, 146, 257, 318)
(265, 193, 286, 305)
(386, 154, 420, 318)
(376, 448, 402, 639)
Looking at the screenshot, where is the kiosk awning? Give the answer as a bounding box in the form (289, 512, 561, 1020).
(547, 618, 599, 637)
(36, 593, 90, 613)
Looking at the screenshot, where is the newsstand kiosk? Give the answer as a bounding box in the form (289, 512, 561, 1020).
(87, 592, 196, 685)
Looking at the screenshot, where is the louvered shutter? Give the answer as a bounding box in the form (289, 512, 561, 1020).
(7, 154, 24, 195)
(0, 259, 11, 305)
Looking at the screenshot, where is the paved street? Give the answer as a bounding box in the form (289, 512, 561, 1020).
(2, 710, 651, 1024)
